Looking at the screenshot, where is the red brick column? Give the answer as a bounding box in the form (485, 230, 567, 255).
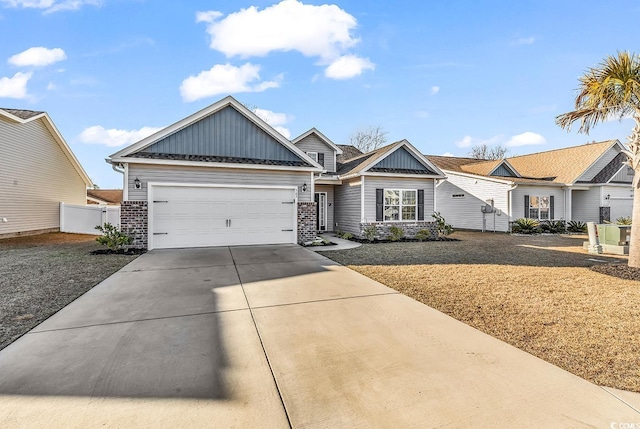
(297, 202, 317, 244)
(121, 201, 148, 249)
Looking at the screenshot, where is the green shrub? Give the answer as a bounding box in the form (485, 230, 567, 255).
(388, 225, 405, 241)
(340, 232, 354, 240)
(567, 220, 587, 233)
(511, 218, 539, 234)
(432, 212, 454, 236)
(362, 225, 377, 242)
(415, 229, 432, 241)
(540, 220, 566, 234)
(95, 223, 132, 251)
(616, 216, 632, 225)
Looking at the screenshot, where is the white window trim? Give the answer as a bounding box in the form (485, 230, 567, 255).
(307, 152, 318, 162)
(528, 195, 551, 220)
(384, 188, 418, 222)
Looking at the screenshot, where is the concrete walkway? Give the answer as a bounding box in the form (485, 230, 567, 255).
(0, 245, 638, 428)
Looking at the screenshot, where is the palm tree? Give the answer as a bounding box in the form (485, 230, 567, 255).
(556, 51, 640, 267)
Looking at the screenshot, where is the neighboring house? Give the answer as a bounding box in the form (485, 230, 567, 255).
(0, 108, 92, 238)
(87, 189, 123, 205)
(427, 140, 633, 232)
(108, 95, 446, 250)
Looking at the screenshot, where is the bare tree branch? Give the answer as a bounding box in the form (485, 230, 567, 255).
(349, 126, 388, 153)
(468, 144, 508, 160)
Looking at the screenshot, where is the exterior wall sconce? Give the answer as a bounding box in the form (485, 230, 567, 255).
(605, 194, 610, 200)
(134, 177, 141, 189)
(302, 183, 307, 192)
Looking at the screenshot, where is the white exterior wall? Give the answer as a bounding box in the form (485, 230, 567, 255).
(571, 188, 600, 223)
(362, 176, 435, 222)
(602, 185, 634, 221)
(0, 116, 87, 236)
(294, 134, 336, 172)
(512, 185, 566, 221)
(437, 173, 511, 232)
(334, 178, 361, 234)
(127, 164, 312, 202)
(314, 184, 335, 231)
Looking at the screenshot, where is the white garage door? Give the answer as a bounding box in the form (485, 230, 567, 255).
(150, 185, 296, 249)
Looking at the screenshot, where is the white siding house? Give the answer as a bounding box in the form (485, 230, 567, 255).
(0, 109, 92, 238)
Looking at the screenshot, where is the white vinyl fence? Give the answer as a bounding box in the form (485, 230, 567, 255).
(60, 203, 120, 235)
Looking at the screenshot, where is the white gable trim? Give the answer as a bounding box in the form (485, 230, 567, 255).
(0, 109, 46, 123)
(488, 159, 521, 177)
(606, 163, 633, 184)
(109, 95, 322, 170)
(110, 157, 321, 172)
(361, 140, 446, 178)
(291, 128, 343, 154)
(573, 139, 624, 184)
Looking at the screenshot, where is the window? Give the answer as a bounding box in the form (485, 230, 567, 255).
(529, 195, 550, 220)
(384, 189, 417, 221)
(306, 152, 318, 162)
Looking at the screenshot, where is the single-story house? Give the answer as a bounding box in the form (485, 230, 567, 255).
(87, 189, 123, 206)
(108, 95, 446, 249)
(427, 140, 633, 232)
(0, 108, 93, 238)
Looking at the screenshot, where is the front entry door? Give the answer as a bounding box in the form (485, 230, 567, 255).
(314, 192, 327, 231)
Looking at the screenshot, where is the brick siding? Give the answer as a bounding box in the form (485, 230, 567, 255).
(359, 221, 438, 240)
(297, 202, 317, 244)
(121, 201, 148, 249)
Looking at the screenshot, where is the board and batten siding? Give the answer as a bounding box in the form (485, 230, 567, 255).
(438, 173, 511, 232)
(571, 188, 600, 223)
(512, 185, 566, 221)
(294, 134, 336, 172)
(610, 165, 634, 183)
(314, 184, 335, 231)
(334, 178, 361, 234)
(362, 176, 435, 222)
(127, 164, 312, 202)
(0, 116, 87, 236)
(578, 147, 619, 182)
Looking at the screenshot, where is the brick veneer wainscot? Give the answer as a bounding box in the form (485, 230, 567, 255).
(359, 221, 438, 240)
(121, 201, 148, 249)
(297, 201, 317, 244)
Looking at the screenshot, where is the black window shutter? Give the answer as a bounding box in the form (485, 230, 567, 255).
(318, 152, 325, 167)
(524, 195, 529, 218)
(417, 190, 425, 221)
(376, 189, 384, 221)
(550, 196, 554, 219)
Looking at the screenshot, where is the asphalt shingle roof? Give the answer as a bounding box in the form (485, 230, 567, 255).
(336, 144, 364, 164)
(87, 189, 123, 204)
(0, 108, 44, 120)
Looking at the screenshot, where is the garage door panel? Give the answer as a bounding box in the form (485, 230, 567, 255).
(151, 186, 296, 249)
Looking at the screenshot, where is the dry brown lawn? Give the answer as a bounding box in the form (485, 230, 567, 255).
(321, 231, 640, 392)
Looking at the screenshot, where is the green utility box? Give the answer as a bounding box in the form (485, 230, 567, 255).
(596, 224, 631, 246)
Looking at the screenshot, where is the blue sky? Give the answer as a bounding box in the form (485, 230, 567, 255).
(1, 0, 638, 188)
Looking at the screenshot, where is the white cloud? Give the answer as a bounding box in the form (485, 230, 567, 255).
(79, 125, 162, 147)
(9, 47, 66, 67)
(441, 152, 454, 157)
(455, 134, 503, 148)
(179, 63, 281, 102)
(0, 0, 101, 13)
(253, 108, 292, 138)
(198, 1, 359, 60)
(46, 81, 56, 90)
(430, 85, 440, 95)
(0, 72, 31, 98)
(506, 131, 546, 147)
(511, 36, 535, 46)
(324, 55, 374, 79)
(195, 0, 373, 80)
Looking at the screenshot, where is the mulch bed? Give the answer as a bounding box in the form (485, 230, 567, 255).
(0, 233, 139, 350)
(320, 231, 640, 392)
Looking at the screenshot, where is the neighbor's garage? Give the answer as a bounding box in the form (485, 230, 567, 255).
(149, 185, 297, 249)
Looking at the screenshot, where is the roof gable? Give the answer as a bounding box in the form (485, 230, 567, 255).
(110, 96, 321, 170)
(292, 128, 342, 154)
(370, 146, 436, 174)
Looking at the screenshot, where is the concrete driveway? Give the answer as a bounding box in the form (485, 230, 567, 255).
(0, 245, 638, 428)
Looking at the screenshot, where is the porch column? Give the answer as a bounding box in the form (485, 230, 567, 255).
(564, 188, 573, 221)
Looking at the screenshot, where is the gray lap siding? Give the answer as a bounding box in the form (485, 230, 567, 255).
(334, 178, 362, 235)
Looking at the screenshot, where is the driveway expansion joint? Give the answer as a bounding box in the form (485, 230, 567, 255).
(249, 291, 400, 311)
(601, 387, 640, 414)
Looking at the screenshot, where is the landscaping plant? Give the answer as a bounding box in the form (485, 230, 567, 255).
(511, 218, 540, 234)
(388, 225, 404, 241)
(95, 223, 132, 251)
(432, 212, 454, 236)
(362, 225, 377, 242)
(616, 217, 632, 225)
(415, 229, 432, 241)
(567, 220, 587, 233)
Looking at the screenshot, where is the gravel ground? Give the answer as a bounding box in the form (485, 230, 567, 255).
(320, 231, 640, 392)
(0, 233, 139, 350)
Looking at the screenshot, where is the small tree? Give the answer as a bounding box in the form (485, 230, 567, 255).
(468, 144, 508, 160)
(349, 126, 388, 153)
(95, 223, 132, 251)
